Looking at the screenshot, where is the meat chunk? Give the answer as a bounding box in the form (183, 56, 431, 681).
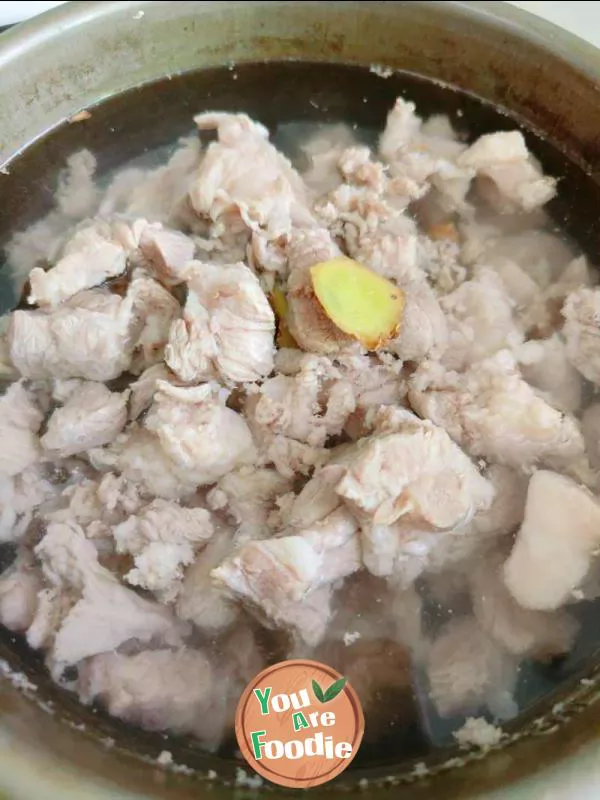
(563, 287, 600, 386)
(517, 336, 582, 413)
(77, 648, 227, 751)
(176, 526, 239, 633)
(410, 351, 586, 473)
(126, 270, 181, 374)
(190, 112, 312, 238)
(458, 131, 556, 213)
(32, 522, 190, 669)
(582, 403, 600, 470)
(379, 99, 472, 210)
(207, 467, 292, 543)
(440, 269, 523, 370)
(165, 261, 274, 384)
(0, 555, 42, 632)
(145, 381, 256, 487)
(386, 279, 448, 361)
(246, 354, 355, 448)
(426, 616, 518, 719)
(88, 425, 201, 500)
(41, 382, 128, 458)
(471, 550, 578, 658)
(336, 411, 493, 529)
(0, 381, 43, 478)
(503, 471, 600, 610)
(0, 465, 58, 543)
(212, 508, 359, 645)
(112, 499, 214, 602)
(28, 222, 126, 308)
(138, 224, 195, 285)
(8, 290, 136, 381)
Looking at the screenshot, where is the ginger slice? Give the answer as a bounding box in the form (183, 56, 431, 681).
(310, 257, 404, 350)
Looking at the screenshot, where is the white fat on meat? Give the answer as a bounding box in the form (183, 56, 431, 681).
(112, 499, 214, 602)
(28, 221, 127, 308)
(145, 381, 256, 487)
(458, 131, 556, 214)
(8, 290, 136, 381)
(41, 382, 129, 458)
(166, 261, 274, 384)
(0, 554, 43, 632)
(426, 616, 519, 719)
(190, 112, 312, 238)
(77, 648, 227, 751)
(31, 522, 190, 669)
(207, 467, 292, 543)
(563, 287, 600, 386)
(440, 269, 523, 370)
(470, 550, 578, 659)
(517, 336, 582, 414)
(138, 224, 195, 285)
(503, 470, 600, 611)
(410, 351, 587, 473)
(176, 526, 239, 633)
(0, 381, 43, 479)
(47, 473, 143, 533)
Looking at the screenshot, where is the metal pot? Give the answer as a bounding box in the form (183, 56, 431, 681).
(1, 2, 600, 797)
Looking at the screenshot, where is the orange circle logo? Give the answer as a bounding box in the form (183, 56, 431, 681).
(235, 659, 365, 789)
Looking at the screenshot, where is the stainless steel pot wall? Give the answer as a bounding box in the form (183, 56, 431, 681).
(2, 2, 600, 798)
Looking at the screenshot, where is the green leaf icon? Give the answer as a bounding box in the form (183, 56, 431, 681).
(312, 679, 325, 703)
(323, 677, 347, 702)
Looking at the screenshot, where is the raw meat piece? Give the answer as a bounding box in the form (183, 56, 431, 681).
(426, 616, 519, 719)
(0, 381, 43, 479)
(207, 467, 292, 542)
(139, 224, 195, 285)
(386, 279, 448, 361)
(8, 290, 136, 381)
(440, 269, 523, 370)
(28, 222, 126, 308)
(77, 648, 226, 751)
(145, 381, 256, 486)
(112, 499, 214, 602)
(458, 131, 556, 213)
(0, 554, 42, 632)
(563, 286, 600, 385)
(32, 522, 190, 668)
(517, 336, 581, 413)
(176, 525, 239, 633)
(165, 261, 274, 384)
(470, 550, 578, 658)
(190, 112, 312, 238)
(503, 470, 600, 610)
(336, 412, 493, 528)
(410, 351, 587, 473)
(42, 382, 129, 457)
